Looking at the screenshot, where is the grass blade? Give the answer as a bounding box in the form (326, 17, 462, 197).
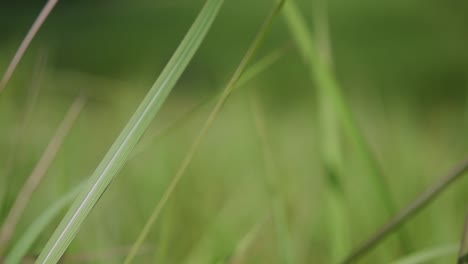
(342, 158, 468, 263)
(311, 0, 349, 260)
(282, 0, 397, 215)
(35, 0, 224, 262)
(3, 183, 84, 264)
(0, 0, 58, 94)
(390, 244, 458, 264)
(0, 96, 85, 255)
(124, 2, 285, 262)
(282, 0, 412, 258)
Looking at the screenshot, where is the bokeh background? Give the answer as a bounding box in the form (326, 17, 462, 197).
(0, 0, 467, 263)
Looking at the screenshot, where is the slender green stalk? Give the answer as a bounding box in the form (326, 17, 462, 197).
(310, 0, 350, 260)
(390, 244, 458, 264)
(282, 0, 413, 259)
(342, 158, 468, 263)
(282, 0, 396, 214)
(0, 0, 58, 94)
(35, 1, 224, 263)
(0, 95, 85, 255)
(249, 94, 295, 264)
(124, 2, 285, 262)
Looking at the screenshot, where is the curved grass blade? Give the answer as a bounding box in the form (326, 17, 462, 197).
(35, 1, 224, 263)
(0, 95, 85, 255)
(123, 2, 286, 263)
(390, 244, 458, 264)
(4, 183, 84, 264)
(0, 0, 58, 94)
(342, 158, 468, 263)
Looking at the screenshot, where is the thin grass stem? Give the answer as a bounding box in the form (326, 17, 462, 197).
(131, 45, 289, 159)
(0, 0, 58, 94)
(342, 158, 468, 263)
(0, 95, 85, 255)
(123, 2, 285, 262)
(282, 0, 396, 215)
(282, 0, 413, 256)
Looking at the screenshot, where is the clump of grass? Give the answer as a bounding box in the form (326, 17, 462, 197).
(35, 0, 224, 262)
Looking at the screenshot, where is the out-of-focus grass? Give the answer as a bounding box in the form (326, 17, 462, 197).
(0, 0, 467, 263)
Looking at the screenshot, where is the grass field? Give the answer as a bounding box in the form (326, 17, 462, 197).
(0, 0, 467, 263)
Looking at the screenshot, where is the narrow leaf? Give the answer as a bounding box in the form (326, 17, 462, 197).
(35, 0, 224, 263)
(390, 244, 458, 264)
(124, 1, 285, 262)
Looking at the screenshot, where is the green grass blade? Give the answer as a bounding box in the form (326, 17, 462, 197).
(124, 2, 285, 263)
(4, 183, 84, 264)
(35, 0, 224, 263)
(282, 0, 409, 259)
(311, 0, 349, 261)
(283, 0, 396, 213)
(390, 244, 458, 264)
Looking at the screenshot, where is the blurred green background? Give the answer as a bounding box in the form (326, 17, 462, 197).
(0, 0, 467, 263)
